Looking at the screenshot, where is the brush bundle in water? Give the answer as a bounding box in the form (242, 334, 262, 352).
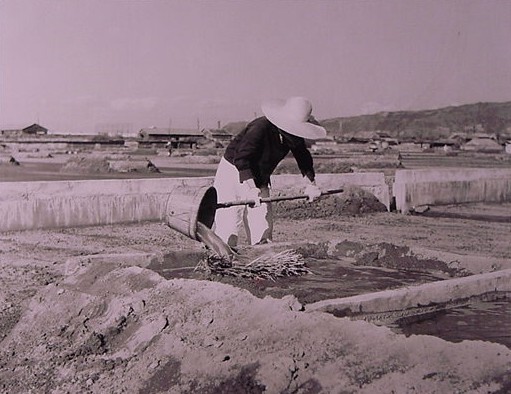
(195, 249, 311, 281)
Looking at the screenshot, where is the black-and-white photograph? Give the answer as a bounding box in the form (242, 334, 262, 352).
(1, 1, 510, 392)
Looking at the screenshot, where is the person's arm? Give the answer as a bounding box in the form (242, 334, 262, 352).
(233, 121, 266, 183)
(287, 137, 315, 183)
(287, 136, 322, 201)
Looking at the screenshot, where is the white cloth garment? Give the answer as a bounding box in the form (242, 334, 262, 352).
(213, 157, 272, 246)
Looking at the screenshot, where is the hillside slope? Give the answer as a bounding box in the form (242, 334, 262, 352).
(322, 101, 511, 141)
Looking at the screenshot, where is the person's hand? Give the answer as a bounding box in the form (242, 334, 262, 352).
(304, 183, 322, 202)
(246, 187, 261, 207)
(242, 180, 261, 207)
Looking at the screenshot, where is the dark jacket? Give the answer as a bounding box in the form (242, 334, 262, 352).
(224, 117, 315, 187)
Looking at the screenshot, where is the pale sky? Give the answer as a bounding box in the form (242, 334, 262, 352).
(1, 0, 510, 134)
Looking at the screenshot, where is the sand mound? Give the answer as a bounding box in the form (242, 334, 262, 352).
(274, 186, 387, 219)
(1, 260, 509, 393)
(60, 156, 111, 173)
(60, 156, 160, 174)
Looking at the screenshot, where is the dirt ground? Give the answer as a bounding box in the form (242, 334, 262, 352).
(1, 200, 511, 392)
(1, 152, 511, 392)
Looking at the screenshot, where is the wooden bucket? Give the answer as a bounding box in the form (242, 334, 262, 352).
(164, 185, 217, 240)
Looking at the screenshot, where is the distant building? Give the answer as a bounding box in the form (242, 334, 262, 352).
(23, 123, 48, 135)
(138, 126, 205, 148)
(0, 123, 48, 137)
(202, 128, 233, 146)
(498, 132, 511, 145)
(346, 131, 381, 144)
(471, 132, 498, 140)
(310, 136, 337, 152)
(428, 138, 460, 149)
(0, 129, 20, 137)
(448, 132, 471, 144)
(462, 136, 503, 153)
(347, 131, 397, 145)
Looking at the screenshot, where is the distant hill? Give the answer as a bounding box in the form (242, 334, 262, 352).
(321, 101, 511, 142)
(222, 101, 511, 142)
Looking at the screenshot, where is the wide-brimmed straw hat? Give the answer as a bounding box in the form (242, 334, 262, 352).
(261, 96, 327, 140)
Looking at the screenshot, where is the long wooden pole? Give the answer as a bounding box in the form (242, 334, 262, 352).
(216, 188, 344, 209)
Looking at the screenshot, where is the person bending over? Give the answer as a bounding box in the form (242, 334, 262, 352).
(213, 96, 326, 247)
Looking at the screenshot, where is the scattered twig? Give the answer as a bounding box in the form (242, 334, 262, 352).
(194, 249, 311, 281)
